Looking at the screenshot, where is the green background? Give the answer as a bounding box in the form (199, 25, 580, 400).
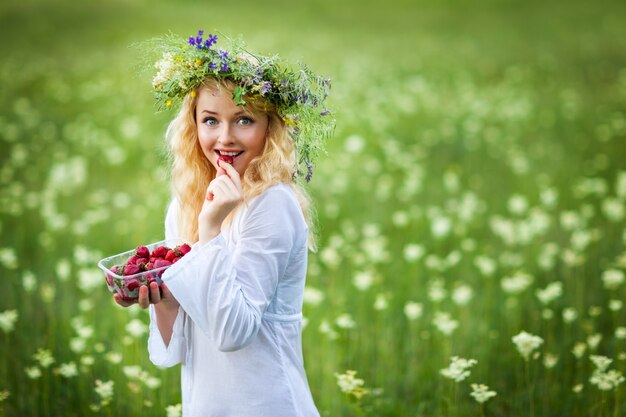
(1, 0, 626, 415)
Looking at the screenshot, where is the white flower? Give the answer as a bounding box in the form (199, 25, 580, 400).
(431, 216, 452, 238)
(22, 271, 37, 292)
(373, 293, 389, 310)
(145, 377, 162, 390)
(433, 312, 458, 336)
(0, 310, 18, 333)
(353, 271, 374, 291)
(25, 366, 42, 379)
(602, 197, 625, 222)
(105, 352, 122, 364)
(428, 279, 447, 302)
(602, 269, 624, 290)
(590, 356, 625, 391)
(403, 244, 425, 262)
(126, 319, 148, 338)
(165, 404, 183, 417)
(33, 348, 54, 368)
(474, 255, 497, 276)
(94, 380, 114, 403)
(344, 135, 365, 154)
(336, 314, 356, 329)
(303, 286, 325, 306)
(609, 300, 623, 311)
(318, 320, 338, 340)
(440, 356, 477, 382)
(501, 272, 533, 295)
(452, 285, 473, 306)
(615, 327, 626, 339)
(404, 302, 423, 321)
(58, 362, 78, 378)
(562, 307, 578, 323)
(543, 353, 559, 369)
(0, 247, 18, 269)
(335, 370, 365, 393)
(535, 281, 563, 305)
(587, 333, 602, 350)
(470, 383, 497, 403)
(590, 355, 612, 372)
(508, 194, 528, 215)
(512, 331, 544, 360)
(572, 342, 587, 359)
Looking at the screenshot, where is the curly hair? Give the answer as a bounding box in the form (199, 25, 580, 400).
(166, 77, 316, 249)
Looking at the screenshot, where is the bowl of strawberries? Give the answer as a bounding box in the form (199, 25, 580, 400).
(97, 239, 191, 301)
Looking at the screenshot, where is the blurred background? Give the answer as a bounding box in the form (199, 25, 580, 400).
(1, 0, 626, 415)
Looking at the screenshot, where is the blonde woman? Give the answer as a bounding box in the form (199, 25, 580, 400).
(114, 30, 333, 417)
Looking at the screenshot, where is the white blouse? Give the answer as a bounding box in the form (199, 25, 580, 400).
(148, 183, 320, 417)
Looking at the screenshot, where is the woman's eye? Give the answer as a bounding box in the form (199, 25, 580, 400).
(238, 117, 253, 126)
(203, 117, 218, 126)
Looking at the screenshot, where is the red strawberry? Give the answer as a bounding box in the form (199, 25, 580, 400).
(172, 257, 181, 264)
(153, 259, 172, 269)
(136, 246, 150, 259)
(136, 258, 149, 271)
(123, 264, 141, 276)
(165, 249, 176, 262)
(152, 246, 168, 258)
(126, 255, 139, 265)
(177, 243, 191, 256)
(126, 278, 141, 291)
(110, 265, 121, 275)
(145, 262, 153, 270)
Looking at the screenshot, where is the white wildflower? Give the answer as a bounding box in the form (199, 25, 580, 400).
(58, 362, 78, 378)
(344, 135, 365, 153)
(404, 302, 423, 321)
(94, 380, 114, 404)
(452, 284, 473, 306)
(474, 255, 497, 276)
(303, 287, 325, 306)
(433, 312, 458, 336)
(403, 243, 425, 262)
(440, 356, 477, 382)
(0, 309, 18, 333)
(0, 247, 18, 269)
(373, 293, 389, 310)
(535, 281, 563, 305)
(126, 319, 148, 338)
(336, 314, 356, 329)
(318, 320, 338, 340)
(470, 383, 497, 403)
(602, 197, 625, 222)
(508, 194, 528, 215)
(165, 403, 183, 417)
(353, 271, 374, 291)
(615, 327, 626, 339)
(543, 353, 559, 369)
(512, 331, 544, 360)
(501, 272, 533, 295)
(602, 269, 624, 290)
(25, 366, 42, 379)
(105, 352, 122, 364)
(431, 216, 452, 238)
(22, 271, 37, 292)
(609, 300, 623, 311)
(562, 307, 578, 323)
(587, 333, 602, 350)
(428, 279, 447, 302)
(572, 342, 587, 359)
(33, 348, 54, 368)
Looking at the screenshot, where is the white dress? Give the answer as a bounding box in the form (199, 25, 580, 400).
(148, 183, 320, 417)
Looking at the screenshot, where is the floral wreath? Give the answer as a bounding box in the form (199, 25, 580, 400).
(144, 30, 335, 181)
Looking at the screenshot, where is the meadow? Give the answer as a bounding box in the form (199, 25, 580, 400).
(1, 0, 626, 415)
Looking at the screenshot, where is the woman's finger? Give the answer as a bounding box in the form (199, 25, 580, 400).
(138, 285, 150, 309)
(220, 162, 242, 191)
(149, 282, 161, 303)
(114, 293, 136, 307)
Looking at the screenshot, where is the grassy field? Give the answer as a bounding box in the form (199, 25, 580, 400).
(1, 0, 626, 415)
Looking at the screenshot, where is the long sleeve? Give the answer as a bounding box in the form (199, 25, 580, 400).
(147, 199, 187, 367)
(161, 186, 303, 352)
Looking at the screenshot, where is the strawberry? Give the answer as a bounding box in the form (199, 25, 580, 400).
(172, 257, 181, 264)
(153, 259, 172, 269)
(136, 258, 149, 271)
(152, 246, 168, 258)
(177, 243, 191, 256)
(126, 255, 139, 265)
(123, 264, 141, 276)
(136, 246, 150, 259)
(165, 249, 176, 262)
(145, 262, 153, 270)
(218, 154, 234, 166)
(126, 278, 141, 291)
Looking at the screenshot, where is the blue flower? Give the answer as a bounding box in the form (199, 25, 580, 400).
(207, 34, 218, 47)
(209, 62, 217, 70)
(219, 49, 229, 60)
(188, 37, 196, 46)
(221, 62, 229, 72)
(260, 81, 271, 95)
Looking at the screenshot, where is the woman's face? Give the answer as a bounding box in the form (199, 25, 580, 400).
(196, 87, 268, 176)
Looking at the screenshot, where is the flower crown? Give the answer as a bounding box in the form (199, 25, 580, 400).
(146, 30, 335, 181)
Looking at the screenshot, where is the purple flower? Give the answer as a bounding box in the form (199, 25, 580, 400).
(209, 62, 217, 70)
(207, 34, 218, 47)
(188, 37, 196, 46)
(260, 81, 271, 95)
(219, 49, 229, 60)
(198, 30, 204, 37)
(221, 62, 229, 72)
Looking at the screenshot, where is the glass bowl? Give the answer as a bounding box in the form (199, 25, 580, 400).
(97, 239, 188, 300)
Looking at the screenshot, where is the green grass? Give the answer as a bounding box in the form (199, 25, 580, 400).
(1, 0, 626, 415)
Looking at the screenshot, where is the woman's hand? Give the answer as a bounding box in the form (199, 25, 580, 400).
(198, 161, 243, 245)
(114, 282, 179, 311)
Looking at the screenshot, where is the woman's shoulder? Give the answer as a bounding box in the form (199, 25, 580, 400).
(245, 183, 305, 224)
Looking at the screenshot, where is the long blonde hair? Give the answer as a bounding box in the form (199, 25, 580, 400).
(166, 78, 316, 249)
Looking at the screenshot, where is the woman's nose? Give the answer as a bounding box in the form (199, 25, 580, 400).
(217, 124, 235, 145)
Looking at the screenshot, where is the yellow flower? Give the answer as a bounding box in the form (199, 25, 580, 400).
(190, 91, 196, 98)
(195, 59, 202, 66)
(166, 101, 173, 107)
(282, 116, 296, 127)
